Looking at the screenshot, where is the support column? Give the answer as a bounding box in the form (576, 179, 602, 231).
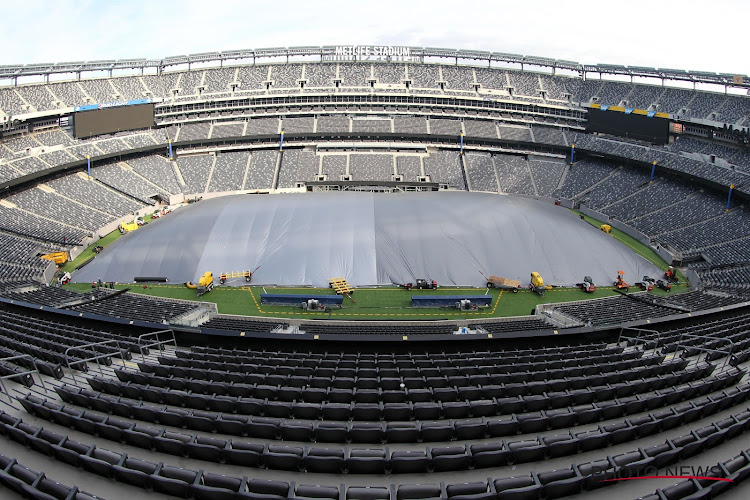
(727, 184, 734, 211)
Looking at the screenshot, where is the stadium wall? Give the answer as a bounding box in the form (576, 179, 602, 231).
(172, 189, 275, 204)
(506, 193, 563, 205)
(578, 205, 610, 224)
(91, 206, 156, 239)
(69, 245, 85, 261)
(42, 261, 57, 284)
(608, 220, 653, 247)
(655, 245, 677, 266)
(686, 268, 701, 288)
(608, 218, 676, 264)
(580, 204, 677, 265)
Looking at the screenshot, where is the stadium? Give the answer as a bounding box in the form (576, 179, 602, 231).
(0, 43, 749, 500)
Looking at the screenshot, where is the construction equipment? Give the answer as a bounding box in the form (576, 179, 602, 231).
(302, 299, 325, 311)
(613, 271, 630, 292)
(120, 220, 140, 232)
(456, 299, 478, 310)
(185, 271, 214, 296)
(403, 279, 438, 290)
(529, 272, 546, 296)
(40, 252, 68, 265)
(656, 279, 672, 292)
(664, 266, 678, 283)
(219, 266, 260, 284)
(600, 224, 611, 234)
(415, 279, 438, 290)
(485, 275, 522, 293)
(576, 276, 596, 293)
(635, 276, 656, 291)
(152, 207, 172, 219)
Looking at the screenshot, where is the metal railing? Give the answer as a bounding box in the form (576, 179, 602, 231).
(618, 327, 663, 350)
(1, 46, 746, 90)
(0, 354, 46, 404)
(137, 330, 177, 362)
(64, 340, 127, 385)
(673, 333, 736, 369)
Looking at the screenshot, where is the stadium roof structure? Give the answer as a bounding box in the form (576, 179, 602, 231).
(1, 45, 748, 90)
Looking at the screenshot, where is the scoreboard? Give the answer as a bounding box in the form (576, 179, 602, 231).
(586, 106, 670, 144)
(73, 102, 154, 139)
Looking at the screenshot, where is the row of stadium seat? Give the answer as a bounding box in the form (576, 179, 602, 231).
(5, 401, 750, 499)
(17, 383, 750, 473)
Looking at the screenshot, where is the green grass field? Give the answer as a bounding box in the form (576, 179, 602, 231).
(63, 279, 687, 320)
(60, 208, 688, 320)
(572, 210, 687, 282)
(61, 214, 155, 273)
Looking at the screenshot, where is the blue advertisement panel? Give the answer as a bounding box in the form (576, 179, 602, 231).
(75, 98, 153, 112)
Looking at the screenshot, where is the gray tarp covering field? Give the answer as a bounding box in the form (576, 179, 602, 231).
(73, 192, 661, 287)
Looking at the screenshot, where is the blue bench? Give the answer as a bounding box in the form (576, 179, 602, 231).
(411, 295, 492, 308)
(261, 294, 344, 306)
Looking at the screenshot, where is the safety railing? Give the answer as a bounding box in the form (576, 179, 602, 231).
(137, 330, 177, 362)
(618, 327, 662, 350)
(673, 333, 736, 369)
(0, 354, 47, 404)
(64, 340, 127, 385)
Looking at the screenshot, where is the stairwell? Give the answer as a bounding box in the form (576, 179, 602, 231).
(271, 150, 283, 190)
(460, 153, 472, 191)
(525, 157, 539, 196)
(171, 159, 187, 187)
(571, 166, 623, 201)
(203, 154, 219, 194)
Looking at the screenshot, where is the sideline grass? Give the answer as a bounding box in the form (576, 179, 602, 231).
(571, 209, 687, 283)
(63, 281, 683, 320)
(61, 229, 121, 273)
(61, 215, 154, 273)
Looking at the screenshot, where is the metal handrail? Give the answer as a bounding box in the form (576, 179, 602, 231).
(64, 340, 126, 385)
(137, 330, 177, 362)
(674, 333, 736, 369)
(618, 327, 662, 349)
(0, 354, 46, 404)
